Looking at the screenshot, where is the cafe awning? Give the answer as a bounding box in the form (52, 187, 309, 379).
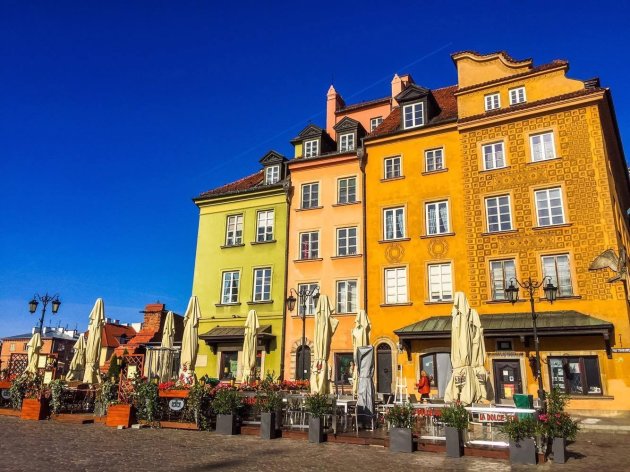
(199, 325, 275, 354)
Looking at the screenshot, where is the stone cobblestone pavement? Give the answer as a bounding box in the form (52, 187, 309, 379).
(0, 416, 628, 472)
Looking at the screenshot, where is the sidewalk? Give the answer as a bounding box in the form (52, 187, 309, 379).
(572, 411, 630, 433)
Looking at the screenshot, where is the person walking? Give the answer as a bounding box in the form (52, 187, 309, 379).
(417, 370, 431, 400)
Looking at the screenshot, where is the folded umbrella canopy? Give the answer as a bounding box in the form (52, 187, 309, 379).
(470, 304, 491, 401)
(351, 309, 370, 396)
(310, 295, 339, 394)
(157, 310, 176, 382)
(25, 332, 42, 374)
(356, 345, 375, 428)
(65, 334, 86, 381)
(179, 295, 201, 379)
(240, 309, 259, 383)
(83, 298, 105, 384)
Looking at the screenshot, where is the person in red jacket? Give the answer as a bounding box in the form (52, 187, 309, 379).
(416, 370, 431, 400)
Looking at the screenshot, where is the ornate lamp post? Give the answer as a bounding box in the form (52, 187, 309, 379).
(28, 293, 61, 334)
(286, 286, 320, 380)
(505, 277, 557, 407)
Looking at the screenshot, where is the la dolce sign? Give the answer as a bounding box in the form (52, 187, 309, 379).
(477, 412, 510, 423)
(169, 399, 185, 411)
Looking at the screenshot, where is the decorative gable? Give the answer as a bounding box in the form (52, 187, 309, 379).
(291, 124, 325, 143)
(395, 84, 431, 104)
(259, 150, 287, 166)
(333, 116, 360, 133)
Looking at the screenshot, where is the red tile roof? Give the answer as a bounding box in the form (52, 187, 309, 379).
(86, 323, 136, 349)
(197, 170, 265, 199)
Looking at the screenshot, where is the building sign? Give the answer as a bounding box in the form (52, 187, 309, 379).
(168, 399, 185, 411)
(0, 389, 10, 400)
(612, 348, 630, 353)
(476, 412, 512, 423)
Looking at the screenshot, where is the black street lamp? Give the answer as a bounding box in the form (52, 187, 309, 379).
(28, 293, 61, 334)
(286, 286, 320, 380)
(505, 276, 557, 408)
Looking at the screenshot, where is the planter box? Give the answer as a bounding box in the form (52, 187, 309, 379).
(216, 414, 238, 435)
(260, 412, 277, 440)
(308, 417, 324, 443)
(21, 398, 48, 421)
(509, 438, 537, 465)
(553, 437, 567, 464)
(158, 389, 190, 398)
(0, 380, 12, 389)
(106, 404, 134, 428)
(445, 426, 464, 458)
(389, 427, 413, 453)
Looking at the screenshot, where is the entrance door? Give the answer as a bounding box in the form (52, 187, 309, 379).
(493, 359, 523, 403)
(377, 343, 392, 393)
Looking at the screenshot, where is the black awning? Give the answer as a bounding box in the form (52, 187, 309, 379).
(199, 324, 275, 354)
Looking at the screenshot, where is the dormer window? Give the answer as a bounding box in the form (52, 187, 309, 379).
(403, 102, 424, 129)
(485, 93, 501, 111)
(509, 87, 526, 105)
(339, 133, 355, 152)
(370, 117, 383, 131)
(265, 165, 280, 185)
(304, 139, 319, 158)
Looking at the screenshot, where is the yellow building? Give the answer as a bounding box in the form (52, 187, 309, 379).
(364, 51, 630, 412)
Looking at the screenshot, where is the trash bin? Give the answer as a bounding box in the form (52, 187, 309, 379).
(513, 394, 534, 419)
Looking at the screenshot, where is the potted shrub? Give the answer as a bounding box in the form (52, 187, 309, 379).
(501, 415, 539, 465)
(49, 379, 66, 416)
(441, 402, 469, 458)
(540, 388, 579, 464)
(304, 393, 330, 444)
(132, 377, 160, 426)
(256, 387, 283, 440)
(385, 403, 416, 453)
(10, 373, 47, 420)
(213, 386, 243, 435)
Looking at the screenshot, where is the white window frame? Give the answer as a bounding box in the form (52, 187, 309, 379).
(256, 210, 274, 242)
(490, 259, 516, 301)
(509, 86, 526, 105)
(425, 148, 445, 172)
(428, 263, 453, 302)
(221, 271, 240, 304)
(485, 195, 513, 232)
(484, 93, 501, 111)
(225, 214, 243, 246)
(301, 182, 319, 209)
(370, 116, 383, 131)
(339, 133, 355, 152)
(541, 254, 574, 297)
(530, 132, 557, 162)
(403, 102, 424, 129)
(535, 187, 565, 226)
(337, 177, 357, 204)
(253, 267, 272, 302)
(304, 139, 319, 158)
(264, 165, 280, 185)
(384, 156, 402, 179)
(297, 282, 318, 316)
(482, 141, 506, 170)
(336, 280, 358, 314)
(299, 231, 319, 260)
(383, 207, 405, 240)
(425, 200, 450, 235)
(336, 226, 358, 256)
(384, 267, 408, 304)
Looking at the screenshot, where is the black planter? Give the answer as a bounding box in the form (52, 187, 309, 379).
(260, 412, 277, 440)
(553, 437, 567, 464)
(509, 438, 537, 465)
(216, 414, 238, 435)
(445, 426, 464, 458)
(389, 427, 413, 453)
(308, 416, 324, 443)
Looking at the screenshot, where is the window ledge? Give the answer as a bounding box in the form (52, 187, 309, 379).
(479, 166, 510, 173)
(424, 300, 452, 305)
(250, 240, 277, 246)
(331, 254, 363, 260)
(485, 299, 526, 304)
(380, 302, 413, 307)
(569, 395, 613, 400)
(247, 300, 274, 305)
(220, 244, 245, 249)
(293, 258, 323, 263)
(420, 232, 455, 239)
(291, 314, 314, 318)
(334, 312, 358, 317)
(532, 223, 572, 230)
(481, 230, 518, 237)
(527, 157, 560, 165)
(378, 238, 411, 244)
(295, 206, 323, 212)
(215, 302, 241, 307)
(509, 101, 527, 107)
(543, 295, 582, 301)
(380, 176, 405, 183)
(332, 201, 361, 207)
(421, 168, 449, 176)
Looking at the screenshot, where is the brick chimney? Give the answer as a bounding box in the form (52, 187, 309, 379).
(326, 84, 345, 141)
(391, 74, 414, 107)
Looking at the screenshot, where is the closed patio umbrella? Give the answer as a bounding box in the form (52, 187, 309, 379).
(470, 305, 491, 401)
(83, 298, 105, 384)
(356, 345, 375, 429)
(310, 295, 339, 394)
(25, 332, 42, 374)
(351, 309, 370, 395)
(179, 295, 201, 379)
(65, 334, 86, 381)
(157, 310, 175, 382)
(240, 309, 259, 383)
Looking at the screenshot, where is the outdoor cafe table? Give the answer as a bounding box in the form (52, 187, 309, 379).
(335, 398, 357, 432)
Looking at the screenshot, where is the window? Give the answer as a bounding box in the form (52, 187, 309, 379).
(425, 148, 444, 172)
(221, 271, 240, 304)
(299, 231, 319, 259)
(301, 182, 319, 209)
(338, 177, 357, 204)
(530, 132, 556, 162)
(225, 214, 243, 246)
(334, 352, 354, 385)
(509, 87, 526, 105)
(482, 142, 506, 170)
(420, 352, 452, 397)
(253, 267, 272, 302)
(485, 195, 512, 232)
(542, 254, 573, 297)
(297, 283, 318, 316)
(425, 201, 449, 235)
(496, 340, 513, 351)
(264, 165, 280, 185)
(296, 346, 311, 380)
(384, 156, 402, 179)
(304, 139, 319, 157)
(220, 351, 238, 380)
(383, 207, 405, 240)
(339, 133, 355, 152)
(385, 267, 408, 304)
(485, 93, 500, 111)
(428, 263, 453, 302)
(256, 210, 274, 242)
(370, 116, 383, 131)
(535, 188, 565, 226)
(337, 227, 358, 256)
(549, 356, 602, 395)
(403, 102, 424, 129)
(490, 259, 516, 300)
(9, 343, 15, 352)
(336, 280, 358, 314)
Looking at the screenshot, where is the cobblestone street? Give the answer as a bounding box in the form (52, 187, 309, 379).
(1, 417, 629, 471)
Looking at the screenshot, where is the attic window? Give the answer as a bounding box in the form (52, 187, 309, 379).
(370, 117, 383, 131)
(265, 165, 280, 185)
(403, 102, 424, 129)
(339, 133, 355, 152)
(485, 93, 501, 111)
(304, 139, 319, 158)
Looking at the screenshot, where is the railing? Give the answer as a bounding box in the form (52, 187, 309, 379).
(57, 387, 96, 414)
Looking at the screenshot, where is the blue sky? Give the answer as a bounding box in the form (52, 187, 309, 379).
(1, 0, 629, 337)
